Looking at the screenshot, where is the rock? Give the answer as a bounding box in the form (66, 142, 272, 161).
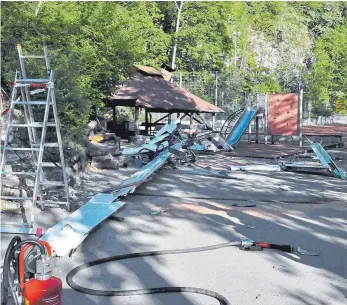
(68, 187, 78, 200)
(88, 120, 98, 131)
(25, 178, 35, 188)
(2, 186, 27, 197)
(85, 139, 121, 157)
(66, 167, 82, 187)
(91, 154, 120, 170)
(72, 162, 79, 171)
(128, 135, 149, 145)
(2, 175, 20, 188)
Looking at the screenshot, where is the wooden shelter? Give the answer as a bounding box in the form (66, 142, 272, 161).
(105, 65, 224, 136)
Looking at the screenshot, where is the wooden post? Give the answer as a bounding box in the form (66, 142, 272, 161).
(168, 113, 172, 124)
(212, 113, 215, 130)
(134, 106, 140, 136)
(112, 106, 116, 122)
(189, 112, 193, 130)
(145, 109, 148, 135)
(299, 89, 303, 147)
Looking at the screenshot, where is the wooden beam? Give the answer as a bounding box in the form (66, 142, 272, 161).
(134, 106, 140, 136)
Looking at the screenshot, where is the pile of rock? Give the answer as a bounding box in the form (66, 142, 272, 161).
(85, 120, 126, 170)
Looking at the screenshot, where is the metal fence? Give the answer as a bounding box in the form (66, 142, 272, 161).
(172, 71, 249, 113)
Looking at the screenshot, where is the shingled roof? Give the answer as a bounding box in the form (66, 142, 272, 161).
(106, 66, 224, 113)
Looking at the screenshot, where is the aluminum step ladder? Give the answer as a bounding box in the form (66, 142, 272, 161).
(0, 44, 70, 235)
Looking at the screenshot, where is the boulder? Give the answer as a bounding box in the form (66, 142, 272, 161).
(1, 186, 27, 198)
(85, 139, 121, 157)
(2, 175, 20, 188)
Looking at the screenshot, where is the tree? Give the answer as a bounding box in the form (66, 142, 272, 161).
(1, 1, 169, 136)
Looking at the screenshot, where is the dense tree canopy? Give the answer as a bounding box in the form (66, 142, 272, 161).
(1, 1, 346, 134)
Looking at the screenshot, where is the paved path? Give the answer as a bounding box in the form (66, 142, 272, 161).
(1, 152, 347, 305)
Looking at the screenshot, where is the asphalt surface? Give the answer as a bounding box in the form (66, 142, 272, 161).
(1, 149, 347, 305)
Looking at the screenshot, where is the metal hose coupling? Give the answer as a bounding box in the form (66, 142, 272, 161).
(35, 255, 54, 280)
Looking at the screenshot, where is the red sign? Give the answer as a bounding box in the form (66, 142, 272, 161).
(269, 94, 298, 136)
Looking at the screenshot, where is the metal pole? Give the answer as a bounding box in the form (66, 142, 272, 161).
(265, 94, 269, 145)
(299, 89, 303, 147)
(234, 32, 238, 69)
(255, 116, 259, 144)
(214, 71, 218, 106)
(171, 1, 184, 70)
(179, 71, 182, 88)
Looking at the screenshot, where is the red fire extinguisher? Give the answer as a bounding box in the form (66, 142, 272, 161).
(2, 237, 62, 305)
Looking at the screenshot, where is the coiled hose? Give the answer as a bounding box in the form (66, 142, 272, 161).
(1, 236, 21, 305)
(2, 237, 46, 305)
(66, 241, 241, 305)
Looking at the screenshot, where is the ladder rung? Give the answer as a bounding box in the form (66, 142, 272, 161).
(20, 55, 45, 59)
(0, 196, 33, 200)
(43, 201, 69, 207)
(40, 181, 65, 187)
(41, 162, 62, 167)
(32, 142, 59, 148)
(10, 122, 56, 127)
(17, 78, 49, 84)
(1, 171, 36, 176)
(1, 227, 37, 235)
(5, 147, 40, 151)
(13, 101, 51, 105)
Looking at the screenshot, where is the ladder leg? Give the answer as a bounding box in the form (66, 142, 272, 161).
(32, 87, 51, 215)
(0, 76, 18, 174)
(50, 77, 70, 211)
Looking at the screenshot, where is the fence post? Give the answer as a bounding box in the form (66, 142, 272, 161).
(299, 89, 303, 147)
(265, 94, 269, 145)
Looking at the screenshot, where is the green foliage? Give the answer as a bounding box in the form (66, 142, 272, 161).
(1, 0, 346, 136)
(1, 1, 169, 136)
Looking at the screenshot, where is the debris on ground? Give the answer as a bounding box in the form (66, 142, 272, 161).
(232, 203, 257, 207)
(272, 265, 287, 269)
(280, 185, 292, 191)
(150, 208, 171, 215)
(297, 247, 322, 256)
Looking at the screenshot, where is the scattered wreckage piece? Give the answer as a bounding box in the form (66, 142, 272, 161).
(310, 143, 346, 179)
(112, 143, 182, 198)
(279, 143, 346, 179)
(178, 164, 238, 179)
(122, 123, 178, 157)
(40, 142, 183, 257)
(279, 162, 331, 175)
(40, 195, 126, 257)
(228, 164, 282, 172)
